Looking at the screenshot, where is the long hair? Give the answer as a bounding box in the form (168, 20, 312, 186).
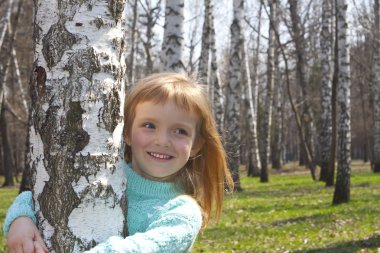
(123, 72, 234, 227)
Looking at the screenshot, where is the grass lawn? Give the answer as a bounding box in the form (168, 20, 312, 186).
(0, 161, 379, 253)
(193, 162, 380, 252)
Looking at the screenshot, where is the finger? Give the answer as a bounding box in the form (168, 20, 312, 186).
(34, 241, 47, 253)
(22, 239, 35, 253)
(34, 233, 48, 252)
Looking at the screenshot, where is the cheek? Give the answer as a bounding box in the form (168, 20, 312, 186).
(130, 130, 150, 150)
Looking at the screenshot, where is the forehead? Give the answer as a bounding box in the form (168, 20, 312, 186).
(134, 100, 199, 125)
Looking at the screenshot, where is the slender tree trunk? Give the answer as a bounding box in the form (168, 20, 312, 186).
(247, 1, 262, 177)
(271, 14, 282, 170)
(1, 96, 14, 187)
(127, 0, 138, 86)
(373, 0, 380, 172)
(161, 0, 185, 72)
(198, 0, 211, 83)
(225, 0, 244, 191)
(288, 0, 316, 179)
(319, 0, 333, 181)
(333, 0, 351, 204)
(209, 0, 224, 135)
(260, 0, 276, 183)
(30, 1, 127, 252)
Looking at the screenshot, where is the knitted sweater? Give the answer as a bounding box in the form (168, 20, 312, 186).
(3, 163, 203, 252)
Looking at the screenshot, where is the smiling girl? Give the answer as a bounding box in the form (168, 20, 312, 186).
(4, 72, 234, 253)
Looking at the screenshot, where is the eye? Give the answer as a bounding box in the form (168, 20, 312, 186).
(174, 128, 188, 136)
(143, 123, 155, 129)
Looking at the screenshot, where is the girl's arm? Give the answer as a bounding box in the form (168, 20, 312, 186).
(85, 196, 203, 253)
(3, 191, 48, 253)
(3, 191, 36, 236)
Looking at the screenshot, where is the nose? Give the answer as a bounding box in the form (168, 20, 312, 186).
(155, 130, 170, 148)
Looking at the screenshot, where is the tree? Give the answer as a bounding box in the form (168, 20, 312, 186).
(208, 0, 224, 135)
(29, 1, 127, 251)
(333, 0, 351, 204)
(138, 0, 162, 76)
(161, 0, 185, 72)
(245, 2, 262, 177)
(319, 0, 333, 181)
(373, 0, 380, 172)
(288, 0, 316, 180)
(225, 0, 244, 190)
(260, 0, 277, 183)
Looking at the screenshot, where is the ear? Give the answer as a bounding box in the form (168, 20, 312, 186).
(190, 138, 204, 157)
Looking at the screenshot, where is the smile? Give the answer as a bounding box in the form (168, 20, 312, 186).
(148, 152, 173, 160)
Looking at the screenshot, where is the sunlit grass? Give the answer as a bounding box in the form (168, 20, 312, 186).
(193, 162, 380, 252)
(0, 177, 19, 253)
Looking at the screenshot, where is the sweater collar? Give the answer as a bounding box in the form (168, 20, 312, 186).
(124, 162, 183, 198)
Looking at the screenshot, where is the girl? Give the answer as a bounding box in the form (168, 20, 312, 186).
(3, 72, 234, 252)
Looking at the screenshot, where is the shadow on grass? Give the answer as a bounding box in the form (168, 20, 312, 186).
(293, 234, 380, 253)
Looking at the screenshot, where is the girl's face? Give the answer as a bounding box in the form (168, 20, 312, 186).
(125, 99, 201, 181)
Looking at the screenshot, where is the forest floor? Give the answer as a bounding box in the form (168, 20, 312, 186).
(0, 161, 379, 253)
(193, 161, 380, 252)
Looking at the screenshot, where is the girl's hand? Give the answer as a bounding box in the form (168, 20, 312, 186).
(6, 217, 48, 253)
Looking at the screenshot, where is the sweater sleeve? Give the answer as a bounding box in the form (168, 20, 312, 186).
(84, 196, 203, 253)
(3, 191, 36, 236)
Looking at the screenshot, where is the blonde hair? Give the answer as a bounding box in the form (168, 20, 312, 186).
(123, 72, 234, 227)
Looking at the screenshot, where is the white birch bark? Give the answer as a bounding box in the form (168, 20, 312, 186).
(225, 0, 244, 190)
(373, 0, 380, 172)
(247, 2, 263, 177)
(160, 0, 185, 72)
(30, 1, 127, 252)
(242, 35, 261, 176)
(333, 0, 351, 204)
(319, 0, 333, 179)
(198, 0, 211, 82)
(260, 0, 276, 183)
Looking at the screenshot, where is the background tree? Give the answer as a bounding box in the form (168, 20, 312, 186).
(319, 0, 333, 182)
(373, 0, 380, 173)
(260, 0, 276, 183)
(225, 0, 244, 190)
(161, 0, 185, 72)
(29, 0, 127, 251)
(333, 0, 352, 204)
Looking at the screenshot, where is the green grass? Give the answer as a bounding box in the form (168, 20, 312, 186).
(193, 162, 380, 252)
(1, 162, 379, 253)
(0, 177, 19, 253)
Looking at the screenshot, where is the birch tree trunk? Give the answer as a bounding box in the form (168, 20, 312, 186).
(271, 10, 282, 170)
(208, 0, 224, 135)
(373, 0, 380, 173)
(260, 0, 276, 183)
(225, 0, 244, 190)
(198, 0, 211, 83)
(288, 0, 316, 179)
(319, 0, 333, 181)
(127, 0, 138, 86)
(30, 1, 127, 252)
(247, 1, 263, 177)
(333, 0, 351, 204)
(160, 0, 185, 72)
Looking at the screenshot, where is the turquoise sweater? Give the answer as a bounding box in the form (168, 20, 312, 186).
(3, 163, 202, 252)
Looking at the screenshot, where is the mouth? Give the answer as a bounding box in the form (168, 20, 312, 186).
(148, 152, 173, 160)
